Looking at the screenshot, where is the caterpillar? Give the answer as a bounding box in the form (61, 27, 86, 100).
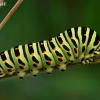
(0, 26, 100, 79)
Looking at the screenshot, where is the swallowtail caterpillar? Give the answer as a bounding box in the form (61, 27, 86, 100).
(0, 26, 100, 79)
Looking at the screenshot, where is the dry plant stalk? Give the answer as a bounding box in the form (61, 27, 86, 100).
(0, 57, 100, 80)
(0, 0, 23, 30)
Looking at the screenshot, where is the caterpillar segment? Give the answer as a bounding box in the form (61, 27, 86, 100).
(84, 31, 99, 64)
(25, 43, 43, 76)
(64, 27, 79, 59)
(48, 37, 67, 71)
(78, 27, 100, 64)
(0, 50, 16, 77)
(75, 27, 91, 64)
(11, 45, 29, 79)
(55, 33, 75, 63)
(84, 31, 100, 56)
(81, 27, 99, 64)
(38, 40, 56, 74)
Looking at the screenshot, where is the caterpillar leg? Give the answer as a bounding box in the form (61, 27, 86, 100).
(45, 67, 54, 74)
(81, 58, 86, 65)
(88, 57, 96, 62)
(81, 58, 91, 65)
(31, 69, 40, 76)
(81, 56, 97, 65)
(17, 71, 26, 79)
(80, 57, 90, 65)
(81, 57, 91, 65)
(89, 58, 94, 62)
(85, 59, 90, 65)
(58, 63, 67, 71)
(79, 53, 87, 65)
(84, 54, 95, 65)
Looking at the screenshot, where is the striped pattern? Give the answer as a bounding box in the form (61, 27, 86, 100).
(0, 26, 100, 79)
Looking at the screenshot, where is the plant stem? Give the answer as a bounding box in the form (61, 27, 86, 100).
(0, 57, 100, 80)
(0, 0, 23, 30)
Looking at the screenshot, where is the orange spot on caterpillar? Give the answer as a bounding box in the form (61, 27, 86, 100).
(35, 63, 38, 66)
(84, 45, 86, 48)
(59, 56, 63, 60)
(40, 43, 44, 45)
(4, 60, 6, 63)
(75, 47, 78, 51)
(67, 50, 70, 54)
(29, 44, 32, 47)
(83, 34, 86, 36)
(61, 42, 64, 45)
(50, 40, 52, 42)
(70, 36, 73, 39)
(1, 53, 4, 55)
(0, 72, 2, 75)
(43, 51, 46, 54)
(21, 65, 24, 69)
(15, 48, 18, 50)
(9, 68, 12, 71)
(58, 36, 61, 38)
(17, 56, 20, 58)
(47, 60, 51, 64)
(54, 48, 56, 50)
(31, 53, 34, 56)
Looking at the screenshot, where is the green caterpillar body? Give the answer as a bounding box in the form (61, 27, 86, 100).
(0, 26, 100, 79)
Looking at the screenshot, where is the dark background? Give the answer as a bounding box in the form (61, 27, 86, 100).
(0, 0, 100, 100)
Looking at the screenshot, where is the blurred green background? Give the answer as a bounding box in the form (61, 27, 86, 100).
(0, 0, 100, 100)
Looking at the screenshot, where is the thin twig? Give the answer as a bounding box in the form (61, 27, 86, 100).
(0, 0, 23, 30)
(0, 57, 100, 80)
